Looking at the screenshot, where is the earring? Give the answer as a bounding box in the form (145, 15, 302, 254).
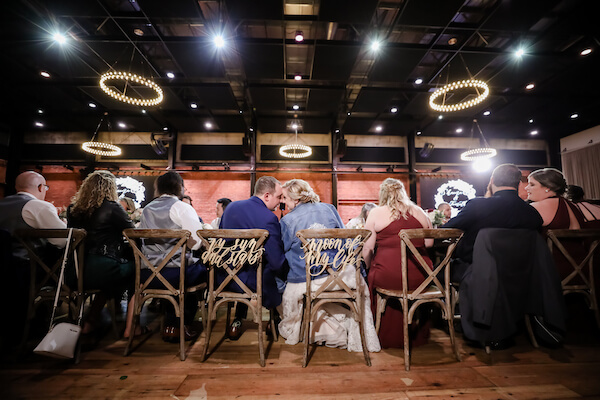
(545, 189, 549, 193)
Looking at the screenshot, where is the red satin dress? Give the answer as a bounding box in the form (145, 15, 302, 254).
(368, 215, 431, 348)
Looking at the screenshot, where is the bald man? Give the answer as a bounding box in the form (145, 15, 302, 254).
(0, 171, 66, 258)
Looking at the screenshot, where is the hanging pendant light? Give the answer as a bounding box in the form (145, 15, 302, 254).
(99, 71, 163, 107)
(460, 119, 496, 161)
(82, 112, 122, 157)
(429, 54, 490, 113)
(279, 123, 312, 159)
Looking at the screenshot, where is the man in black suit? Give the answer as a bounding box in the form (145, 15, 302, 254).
(444, 163, 543, 283)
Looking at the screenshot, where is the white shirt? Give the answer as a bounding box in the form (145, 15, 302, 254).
(162, 195, 203, 251)
(19, 192, 67, 247)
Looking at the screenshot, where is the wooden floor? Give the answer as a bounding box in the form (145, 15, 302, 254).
(2, 297, 600, 400)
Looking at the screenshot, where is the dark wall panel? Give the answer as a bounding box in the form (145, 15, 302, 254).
(341, 147, 405, 163)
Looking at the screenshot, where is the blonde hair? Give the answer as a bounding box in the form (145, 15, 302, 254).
(119, 197, 136, 212)
(71, 170, 118, 218)
(379, 178, 414, 220)
(282, 179, 320, 204)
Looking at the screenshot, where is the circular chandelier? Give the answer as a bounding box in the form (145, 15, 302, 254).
(460, 147, 497, 161)
(82, 141, 122, 157)
(460, 119, 497, 162)
(81, 112, 122, 157)
(279, 143, 312, 158)
(429, 79, 490, 112)
(99, 71, 163, 106)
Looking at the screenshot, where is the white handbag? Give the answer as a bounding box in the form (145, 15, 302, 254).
(34, 229, 83, 359)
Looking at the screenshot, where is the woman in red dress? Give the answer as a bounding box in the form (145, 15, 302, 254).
(363, 178, 433, 348)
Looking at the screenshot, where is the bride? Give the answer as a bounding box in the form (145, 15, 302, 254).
(278, 179, 380, 353)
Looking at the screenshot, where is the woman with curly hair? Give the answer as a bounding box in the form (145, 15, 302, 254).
(278, 179, 380, 352)
(67, 170, 135, 335)
(363, 178, 433, 348)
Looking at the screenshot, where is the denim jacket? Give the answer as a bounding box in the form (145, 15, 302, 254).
(280, 202, 345, 283)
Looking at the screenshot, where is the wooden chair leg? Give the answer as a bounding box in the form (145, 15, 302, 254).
(257, 305, 265, 367)
(302, 299, 311, 367)
(357, 302, 371, 366)
(524, 314, 539, 348)
(375, 292, 386, 334)
(269, 309, 278, 341)
(446, 309, 461, 361)
(124, 293, 140, 357)
(403, 303, 411, 371)
(179, 294, 186, 361)
(201, 298, 214, 362)
(107, 297, 120, 339)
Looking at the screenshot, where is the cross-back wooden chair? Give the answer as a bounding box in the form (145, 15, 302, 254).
(296, 228, 372, 367)
(196, 229, 275, 367)
(123, 228, 207, 361)
(15, 228, 87, 351)
(374, 228, 463, 371)
(547, 228, 600, 329)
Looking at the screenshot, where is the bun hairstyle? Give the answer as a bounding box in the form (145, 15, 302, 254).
(379, 177, 414, 220)
(282, 179, 320, 204)
(529, 168, 567, 195)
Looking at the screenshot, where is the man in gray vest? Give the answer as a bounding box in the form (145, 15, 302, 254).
(0, 171, 66, 349)
(132, 171, 205, 342)
(0, 171, 66, 259)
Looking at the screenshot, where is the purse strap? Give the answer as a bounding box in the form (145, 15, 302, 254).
(48, 228, 75, 330)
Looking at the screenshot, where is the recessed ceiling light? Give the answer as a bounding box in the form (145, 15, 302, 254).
(416, 131, 422, 136)
(118, 122, 126, 128)
(456, 128, 463, 133)
(292, 104, 300, 110)
(88, 102, 97, 108)
(570, 113, 579, 119)
(371, 40, 381, 51)
(334, 129, 340, 133)
(438, 115, 443, 120)
(294, 74, 302, 81)
(525, 83, 535, 90)
(375, 125, 382, 132)
(295, 31, 304, 42)
(205, 122, 213, 129)
(528, 118, 534, 123)
(53, 33, 66, 44)
(390, 107, 398, 113)
(141, 109, 146, 114)
(37, 109, 44, 114)
(483, 110, 491, 116)
(34, 121, 44, 127)
(190, 102, 198, 109)
(214, 35, 225, 48)
(133, 28, 144, 37)
(515, 48, 525, 58)
(580, 48, 592, 56)
(414, 78, 423, 85)
(40, 71, 51, 78)
(249, 127, 254, 131)
(166, 72, 175, 79)
(347, 112, 351, 116)
(239, 110, 243, 114)
(163, 127, 169, 131)
(530, 130, 538, 135)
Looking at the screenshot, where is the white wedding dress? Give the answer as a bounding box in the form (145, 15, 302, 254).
(278, 266, 381, 353)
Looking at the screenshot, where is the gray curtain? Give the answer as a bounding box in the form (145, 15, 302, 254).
(561, 142, 600, 199)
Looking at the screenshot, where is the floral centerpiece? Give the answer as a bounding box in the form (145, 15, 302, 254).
(428, 210, 446, 228)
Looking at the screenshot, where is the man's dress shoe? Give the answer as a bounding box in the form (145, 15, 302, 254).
(227, 319, 243, 341)
(162, 325, 198, 342)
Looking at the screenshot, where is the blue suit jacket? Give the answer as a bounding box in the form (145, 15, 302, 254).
(220, 196, 286, 308)
(444, 190, 543, 272)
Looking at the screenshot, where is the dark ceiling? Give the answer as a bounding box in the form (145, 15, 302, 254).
(2, 0, 599, 151)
